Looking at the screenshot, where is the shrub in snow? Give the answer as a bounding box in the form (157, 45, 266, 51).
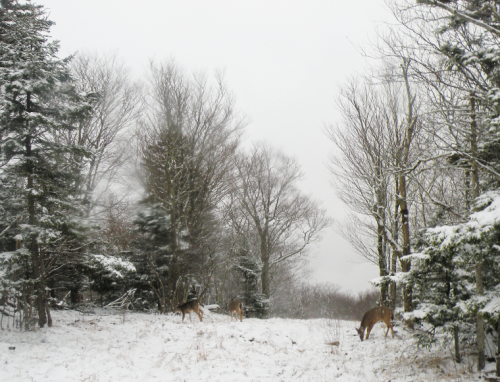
(85, 254, 136, 306)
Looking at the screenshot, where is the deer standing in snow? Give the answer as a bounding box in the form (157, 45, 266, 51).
(175, 300, 204, 322)
(229, 299, 243, 322)
(355, 306, 394, 341)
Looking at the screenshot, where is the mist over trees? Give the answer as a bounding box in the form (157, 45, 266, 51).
(228, 143, 330, 300)
(0, 0, 343, 329)
(10, 2, 500, 374)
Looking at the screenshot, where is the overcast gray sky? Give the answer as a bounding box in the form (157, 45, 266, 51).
(40, 0, 393, 293)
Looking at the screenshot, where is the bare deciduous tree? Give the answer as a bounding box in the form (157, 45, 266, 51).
(326, 60, 427, 314)
(326, 77, 394, 307)
(229, 143, 331, 300)
(56, 51, 142, 216)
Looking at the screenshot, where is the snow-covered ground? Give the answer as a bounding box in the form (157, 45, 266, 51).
(0, 308, 491, 381)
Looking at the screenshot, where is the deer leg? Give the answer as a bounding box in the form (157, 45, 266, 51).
(366, 326, 372, 340)
(239, 312, 242, 322)
(182, 312, 186, 322)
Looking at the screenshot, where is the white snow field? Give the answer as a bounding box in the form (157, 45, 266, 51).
(0, 308, 491, 381)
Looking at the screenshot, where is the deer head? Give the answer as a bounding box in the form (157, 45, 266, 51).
(355, 326, 365, 341)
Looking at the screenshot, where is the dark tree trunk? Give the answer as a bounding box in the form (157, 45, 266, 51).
(261, 256, 270, 299)
(496, 316, 500, 376)
(476, 257, 485, 371)
(26, 92, 49, 328)
(70, 288, 80, 305)
(377, 227, 388, 307)
(376, 165, 388, 307)
(454, 326, 461, 363)
(389, 177, 399, 313)
(470, 94, 484, 371)
(399, 175, 413, 318)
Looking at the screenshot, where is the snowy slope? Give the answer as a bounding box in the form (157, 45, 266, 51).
(0, 308, 489, 381)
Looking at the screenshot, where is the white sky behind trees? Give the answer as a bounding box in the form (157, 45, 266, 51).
(40, 0, 393, 293)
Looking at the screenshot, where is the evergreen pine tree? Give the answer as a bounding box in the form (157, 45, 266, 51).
(131, 204, 173, 313)
(0, 0, 91, 328)
(236, 244, 269, 319)
(407, 232, 473, 349)
(408, 192, 500, 352)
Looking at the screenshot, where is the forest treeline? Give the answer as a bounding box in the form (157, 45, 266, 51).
(0, 0, 344, 329)
(4, 0, 500, 374)
(325, 0, 500, 373)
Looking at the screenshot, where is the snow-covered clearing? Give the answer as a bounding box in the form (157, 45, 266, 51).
(0, 308, 490, 381)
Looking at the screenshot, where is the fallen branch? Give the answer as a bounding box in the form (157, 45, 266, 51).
(105, 289, 137, 310)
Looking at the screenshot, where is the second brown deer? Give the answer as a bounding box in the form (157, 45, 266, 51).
(175, 300, 204, 322)
(356, 306, 394, 341)
(229, 299, 243, 322)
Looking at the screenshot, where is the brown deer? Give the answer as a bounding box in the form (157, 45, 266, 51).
(229, 299, 243, 322)
(175, 300, 204, 322)
(355, 306, 394, 341)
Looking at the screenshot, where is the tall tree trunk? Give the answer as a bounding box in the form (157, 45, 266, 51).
(470, 95, 480, 201)
(470, 94, 484, 371)
(261, 250, 270, 319)
(376, 165, 388, 307)
(376, 212, 388, 307)
(259, 226, 271, 302)
(496, 316, 500, 376)
(476, 257, 485, 371)
(28, 158, 48, 327)
(377, 224, 388, 307)
(262, 258, 271, 298)
(399, 61, 416, 323)
(399, 175, 412, 316)
(454, 325, 461, 363)
(168, 198, 182, 309)
(26, 92, 48, 329)
(389, 177, 399, 313)
(464, 169, 471, 212)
